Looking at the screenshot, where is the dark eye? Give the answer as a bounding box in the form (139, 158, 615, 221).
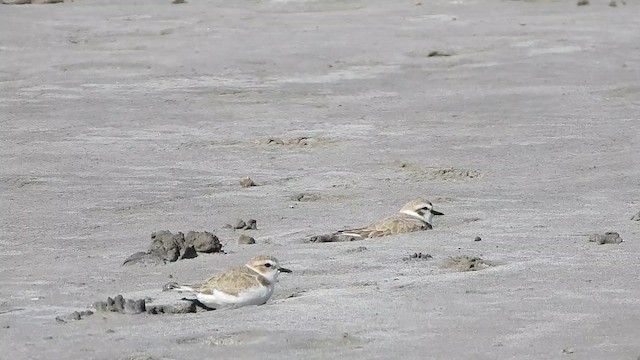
(264, 263, 272, 268)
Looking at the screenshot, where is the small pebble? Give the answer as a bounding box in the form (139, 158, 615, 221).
(630, 211, 640, 221)
(239, 177, 256, 188)
(474, 236, 482, 242)
(234, 219, 246, 230)
(238, 234, 256, 245)
(577, 0, 589, 5)
(609, 0, 617, 6)
(246, 219, 257, 230)
(221, 223, 233, 229)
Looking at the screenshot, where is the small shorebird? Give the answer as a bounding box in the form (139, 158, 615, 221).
(164, 255, 291, 309)
(334, 198, 444, 239)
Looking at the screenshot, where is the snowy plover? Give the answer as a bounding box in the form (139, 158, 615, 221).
(164, 255, 292, 309)
(334, 198, 444, 239)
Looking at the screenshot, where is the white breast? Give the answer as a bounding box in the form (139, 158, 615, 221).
(196, 284, 274, 309)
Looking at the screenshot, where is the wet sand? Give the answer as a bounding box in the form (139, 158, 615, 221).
(1, 0, 639, 359)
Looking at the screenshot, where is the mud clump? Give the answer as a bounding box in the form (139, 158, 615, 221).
(123, 230, 223, 266)
(234, 219, 246, 229)
(238, 234, 256, 245)
(403, 252, 433, 261)
(185, 231, 222, 253)
(233, 219, 257, 230)
(239, 177, 256, 188)
(148, 231, 197, 262)
(92, 295, 146, 314)
(442, 255, 493, 272)
(92, 295, 200, 315)
(588, 232, 623, 245)
(55, 310, 93, 323)
(146, 302, 198, 315)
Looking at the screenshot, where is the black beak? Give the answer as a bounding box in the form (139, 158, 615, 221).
(431, 209, 444, 216)
(279, 267, 292, 273)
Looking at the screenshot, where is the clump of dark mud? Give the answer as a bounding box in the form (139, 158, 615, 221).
(403, 252, 433, 261)
(123, 230, 223, 266)
(588, 232, 623, 245)
(90, 295, 206, 315)
(92, 295, 146, 314)
(442, 255, 493, 272)
(230, 219, 257, 230)
(238, 234, 256, 244)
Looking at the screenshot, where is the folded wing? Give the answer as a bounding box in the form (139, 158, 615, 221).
(334, 213, 431, 239)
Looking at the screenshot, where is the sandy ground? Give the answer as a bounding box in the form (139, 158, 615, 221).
(1, 0, 639, 359)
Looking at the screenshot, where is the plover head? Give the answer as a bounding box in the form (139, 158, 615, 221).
(399, 198, 444, 225)
(246, 255, 292, 282)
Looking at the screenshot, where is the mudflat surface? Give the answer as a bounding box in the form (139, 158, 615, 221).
(1, 0, 639, 359)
